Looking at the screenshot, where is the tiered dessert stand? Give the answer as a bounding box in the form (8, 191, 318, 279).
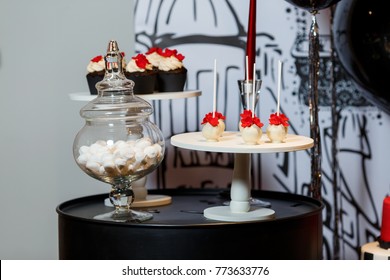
(70, 90, 201, 207)
(171, 131, 313, 222)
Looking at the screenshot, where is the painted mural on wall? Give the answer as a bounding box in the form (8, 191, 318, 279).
(133, 0, 390, 260)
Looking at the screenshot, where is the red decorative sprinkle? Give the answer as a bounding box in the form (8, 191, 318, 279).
(201, 112, 226, 127)
(175, 53, 185, 61)
(150, 47, 185, 61)
(269, 113, 289, 126)
(240, 110, 264, 128)
(146, 47, 162, 55)
(91, 55, 103, 63)
(132, 53, 151, 69)
(162, 48, 176, 57)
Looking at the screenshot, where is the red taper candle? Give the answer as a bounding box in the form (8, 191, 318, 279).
(246, 0, 256, 80)
(380, 196, 390, 243)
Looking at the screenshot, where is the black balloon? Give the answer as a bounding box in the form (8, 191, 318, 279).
(333, 0, 390, 114)
(284, 0, 341, 12)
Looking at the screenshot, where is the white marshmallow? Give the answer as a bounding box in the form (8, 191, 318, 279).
(79, 145, 90, 154)
(126, 140, 136, 147)
(77, 154, 89, 165)
(153, 143, 162, 155)
(135, 149, 145, 163)
(135, 138, 152, 149)
(103, 160, 119, 176)
(144, 145, 158, 158)
(78, 138, 163, 178)
(113, 140, 127, 150)
(114, 157, 127, 167)
(101, 153, 114, 163)
(99, 165, 106, 175)
(86, 160, 101, 173)
(118, 146, 135, 159)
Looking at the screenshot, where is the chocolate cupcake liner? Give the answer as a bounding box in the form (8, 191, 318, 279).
(86, 74, 104, 95)
(125, 73, 157, 94)
(157, 70, 187, 92)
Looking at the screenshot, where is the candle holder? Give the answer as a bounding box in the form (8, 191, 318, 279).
(238, 80, 262, 110)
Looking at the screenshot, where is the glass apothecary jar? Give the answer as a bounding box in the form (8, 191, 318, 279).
(73, 41, 165, 222)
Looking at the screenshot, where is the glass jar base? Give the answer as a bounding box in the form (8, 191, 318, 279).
(94, 209, 153, 223)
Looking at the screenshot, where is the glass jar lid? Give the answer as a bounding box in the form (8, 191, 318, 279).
(80, 40, 153, 122)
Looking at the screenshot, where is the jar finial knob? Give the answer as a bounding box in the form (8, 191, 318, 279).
(107, 40, 119, 53)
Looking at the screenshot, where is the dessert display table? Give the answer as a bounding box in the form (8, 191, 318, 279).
(56, 189, 323, 260)
(171, 132, 313, 222)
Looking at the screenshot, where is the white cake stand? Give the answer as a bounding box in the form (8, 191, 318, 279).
(71, 90, 201, 208)
(69, 90, 201, 102)
(171, 131, 314, 222)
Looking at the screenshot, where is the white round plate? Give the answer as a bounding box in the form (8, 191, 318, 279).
(69, 90, 201, 101)
(171, 131, 313, 154)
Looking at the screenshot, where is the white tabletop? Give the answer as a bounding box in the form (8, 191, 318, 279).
(69, 90, 201, 101)
(171, 131, 313, 154)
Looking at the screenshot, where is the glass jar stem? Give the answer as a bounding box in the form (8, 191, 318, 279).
(109, 182, 134, 212)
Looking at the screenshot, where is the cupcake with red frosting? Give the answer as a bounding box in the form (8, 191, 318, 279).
(86, 55, 105, 95)
(201, 112, 226, 141)
(125, 53, 157, 94)
(266, 113, 289, 143)
(148, 47, 187, 92)
(240, 110, 264, 145)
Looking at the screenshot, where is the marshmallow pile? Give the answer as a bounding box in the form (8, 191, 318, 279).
(76, 137, 163, 178)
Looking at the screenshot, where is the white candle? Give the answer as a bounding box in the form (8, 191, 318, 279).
(245, 55, 249, 82)
(245, 56, 249, 109)
(252, 62, 256, 117)
(213, 59, 217, 117)
(277, 60, 282, 116)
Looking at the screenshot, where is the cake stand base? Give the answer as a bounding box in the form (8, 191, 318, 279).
(171, 132, 313, 222)
(104, 195, 172, 208)
(204, 206, 275, 222)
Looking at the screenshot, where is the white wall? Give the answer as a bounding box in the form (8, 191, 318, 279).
(0, 0, 134, 259)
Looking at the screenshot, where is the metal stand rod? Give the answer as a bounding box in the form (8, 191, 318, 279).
(308, 13, 322, 201)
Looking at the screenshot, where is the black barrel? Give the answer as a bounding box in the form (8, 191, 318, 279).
(57, 189, 324, 260)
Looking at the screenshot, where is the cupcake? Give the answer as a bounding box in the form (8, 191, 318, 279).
(240, 110, 264, 145)
(155, 48, 187, 92)
(201, 111, 226, 141)
(86, 55, 105, 95)
(145, 47, 164, 91)
(266, 113, 289, 143)
(125, 53, 157, 94)
(86, 53, 126, 95)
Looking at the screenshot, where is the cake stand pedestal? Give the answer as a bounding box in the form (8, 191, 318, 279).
(71, 90, 201, 207)
(171, 131, 314, 222)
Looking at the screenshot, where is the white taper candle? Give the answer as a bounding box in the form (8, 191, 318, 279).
(252, 62, 256, 117)
(277, 60, 282, 116)
(246, 56, 249, 108)
(245, 55, 249, 82)
(213, 59, 217, 117)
